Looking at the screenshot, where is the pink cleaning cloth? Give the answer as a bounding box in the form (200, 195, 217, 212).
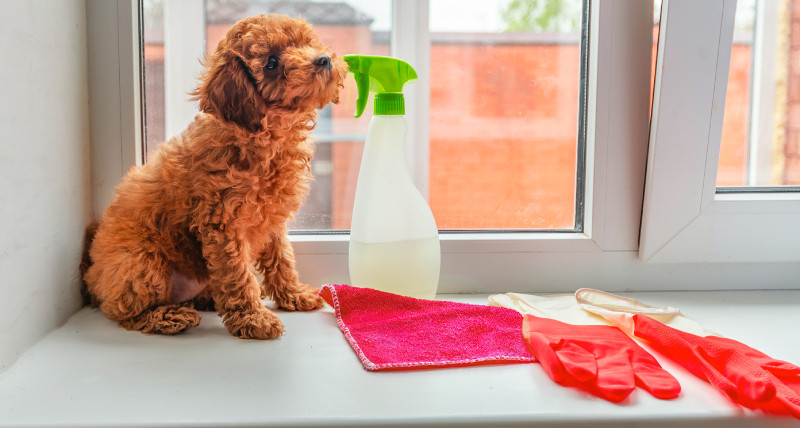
(319, 284, 535, 371)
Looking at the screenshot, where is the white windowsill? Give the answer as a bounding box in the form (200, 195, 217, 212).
(1, 290, 799, 428)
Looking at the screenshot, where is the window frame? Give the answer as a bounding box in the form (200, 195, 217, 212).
(87, 0, 144, 216)
(639, 0, 800, 263)
(90, 0, 800, 293)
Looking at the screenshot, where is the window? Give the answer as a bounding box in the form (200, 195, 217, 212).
(88, 0, 798, 293)
(640, 0, 800, 263)
(134, 0, 659, 289)
(427, 0, 585, 230)
(142, 0, 587, 232)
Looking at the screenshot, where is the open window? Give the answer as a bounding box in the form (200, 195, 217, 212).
(640, 0, 800, 263)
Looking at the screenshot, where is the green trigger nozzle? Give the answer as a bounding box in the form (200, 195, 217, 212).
(343, 55, 418, 118)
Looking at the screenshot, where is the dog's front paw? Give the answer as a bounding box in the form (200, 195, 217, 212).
(276, 285, 325, 312)
(224, 308, 284, 340)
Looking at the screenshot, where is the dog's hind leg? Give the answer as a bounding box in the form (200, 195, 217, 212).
(102, 276, 202, 335)
(89, 245, 201, 335)
(117, 304, 200, 334)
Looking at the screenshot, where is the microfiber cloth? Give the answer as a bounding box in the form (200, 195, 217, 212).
(319, 284, 535, 371)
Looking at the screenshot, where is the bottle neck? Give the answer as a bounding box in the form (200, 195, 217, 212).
(365, 116, 408, 165)
(374, 93, 405, 115)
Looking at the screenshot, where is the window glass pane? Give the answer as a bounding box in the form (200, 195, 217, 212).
(717, 0, 800, 189)
(429, 0, 586, 230)
(141, 0, 391, 230)
(142, 0, 587, 233)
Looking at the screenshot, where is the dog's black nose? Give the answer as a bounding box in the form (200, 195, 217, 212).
(314, 55, 332, 70)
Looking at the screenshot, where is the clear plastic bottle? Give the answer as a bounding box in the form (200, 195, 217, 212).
(343, 55, 440, 299)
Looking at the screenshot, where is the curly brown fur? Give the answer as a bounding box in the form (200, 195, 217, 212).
(82, 15, 346, 339)
(79, 221, 100, 307)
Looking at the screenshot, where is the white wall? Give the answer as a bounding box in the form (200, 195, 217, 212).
(0, 0, 91, 370)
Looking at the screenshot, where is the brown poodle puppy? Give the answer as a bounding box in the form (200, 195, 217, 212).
(82, 15, 346, 339)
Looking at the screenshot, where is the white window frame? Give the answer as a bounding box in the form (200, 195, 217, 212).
(88, 0, 800, 293)
(87, 0, 144, 216)
(639, 0, 800, 263)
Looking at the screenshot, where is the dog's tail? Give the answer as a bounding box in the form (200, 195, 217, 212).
(79, 221, 100, 307)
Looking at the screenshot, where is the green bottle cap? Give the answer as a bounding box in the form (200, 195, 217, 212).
(342, 55, 418, 117)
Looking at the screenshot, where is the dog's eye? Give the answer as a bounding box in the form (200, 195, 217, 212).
(265, 55, 279, 70)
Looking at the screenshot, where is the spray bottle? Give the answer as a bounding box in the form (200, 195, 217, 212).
(343, 54, 440, 299)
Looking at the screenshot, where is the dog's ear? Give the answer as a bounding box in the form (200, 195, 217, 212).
(193, 50, 266, 134)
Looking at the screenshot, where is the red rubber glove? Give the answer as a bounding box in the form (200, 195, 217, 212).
(522, 314, 681, 402)
(631, 314, 800, 418)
